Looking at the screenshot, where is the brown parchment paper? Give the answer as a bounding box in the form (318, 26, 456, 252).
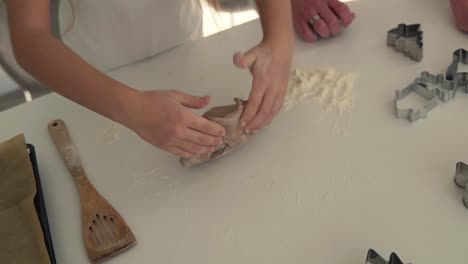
(0, 134, 50, 264)
(180, 98, 249, 167)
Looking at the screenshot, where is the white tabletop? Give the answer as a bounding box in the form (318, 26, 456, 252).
(1, 0, 468, 263)
(0, 68, 19, 95)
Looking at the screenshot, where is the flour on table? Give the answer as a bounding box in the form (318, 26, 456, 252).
(295, 191, 302, 208)
(283, 68, 357, 113)
(132, 169, 155, 185)
(97, 122, 121, 144)
(321, 191, 335, 202)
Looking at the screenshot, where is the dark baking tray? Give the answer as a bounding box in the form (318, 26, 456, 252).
(27, 144, 57, 264)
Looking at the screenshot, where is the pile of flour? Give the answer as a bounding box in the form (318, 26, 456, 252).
(283, 68, 357, 113)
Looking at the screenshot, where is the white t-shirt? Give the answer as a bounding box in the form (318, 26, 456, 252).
(58, 0, 202, 71)
(0, 0, 202, 93)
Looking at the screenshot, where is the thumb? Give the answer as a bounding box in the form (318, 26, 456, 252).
(233, 50, 257, 70)
(174, 91, 210, 109)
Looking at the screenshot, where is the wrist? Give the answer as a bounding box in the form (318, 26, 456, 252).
(110, 85, 142, 127)
(261, 37, 294, 64)
(262, 34, 294, 55)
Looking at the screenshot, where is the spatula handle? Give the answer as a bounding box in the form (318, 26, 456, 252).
(48, 119, 88, 182)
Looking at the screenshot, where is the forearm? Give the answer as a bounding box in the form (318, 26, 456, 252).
(255, 0, 294, 49)
(9, 31, 137, 124)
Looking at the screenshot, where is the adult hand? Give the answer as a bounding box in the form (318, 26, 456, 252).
(450, 0, 468, 32)
(292, 0, 355, 42)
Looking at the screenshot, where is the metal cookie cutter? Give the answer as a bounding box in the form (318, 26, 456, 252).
(415, 71, 457, 103)
(395, 82, 438, 122)
(446, 48, 468, 93)
(366, 249, 409, 264)
(387, 24, 423, 62)
(395, 48, 468, 122)
(454, 161, 468, 208)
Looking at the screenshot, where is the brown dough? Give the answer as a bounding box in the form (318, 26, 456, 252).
(0, 134, 51, 264)
(180, 98, 248, 167)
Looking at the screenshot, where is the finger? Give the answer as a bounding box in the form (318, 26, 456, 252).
(310, 17, 330, 38)
(295, 18, 318, 42)
(328, 0, 355, 27)
(172, 90, 210, 109)
(273, 85, 287, 114)
(183, 128, 223, 146)
(166, 146, 196, 158)
(187, 112, 225, 137)
(233, 51, 257, 69)
(319, 7, 341, 36)
(272, 98, 285, 118)
(245, 83, 278, 132)
(177, 139, 213, 155)
(240, 74, 269, 131)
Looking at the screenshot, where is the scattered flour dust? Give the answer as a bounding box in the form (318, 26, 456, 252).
(96, 122, 121, 144)
(283, 68, 357, 113)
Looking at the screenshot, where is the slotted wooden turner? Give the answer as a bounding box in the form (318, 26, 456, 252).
(48, 119, 136, 263)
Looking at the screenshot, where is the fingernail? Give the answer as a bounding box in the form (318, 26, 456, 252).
(241, 121, 246, 128)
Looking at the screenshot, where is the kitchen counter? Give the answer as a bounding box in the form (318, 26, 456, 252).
(1, 0, 467, 263)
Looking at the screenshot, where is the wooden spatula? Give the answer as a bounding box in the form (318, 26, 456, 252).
(48, 119, 136, 263)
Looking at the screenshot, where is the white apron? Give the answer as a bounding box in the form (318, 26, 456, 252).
(58, 0, 202, 71)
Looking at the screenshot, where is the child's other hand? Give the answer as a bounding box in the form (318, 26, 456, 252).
(122, 90, 225, 158)
(233, 40, 292, 134)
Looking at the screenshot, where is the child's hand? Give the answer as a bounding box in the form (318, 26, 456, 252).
(234, 40, 292, 134)
(122, 90, 225, 158)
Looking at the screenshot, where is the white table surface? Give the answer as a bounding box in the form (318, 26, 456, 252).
(0, 68, 19, 95)
(1, 0, 468, 263)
